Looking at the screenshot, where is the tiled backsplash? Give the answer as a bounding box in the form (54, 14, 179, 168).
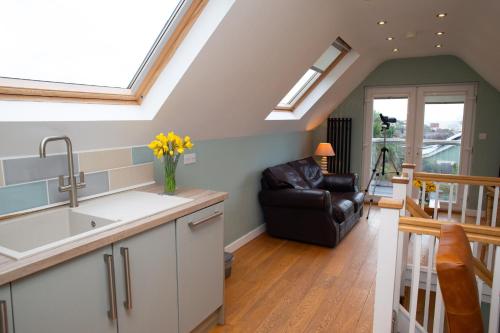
(0, 146, 155, 216)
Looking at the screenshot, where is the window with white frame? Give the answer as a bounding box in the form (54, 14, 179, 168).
(275, 37, 350, 111)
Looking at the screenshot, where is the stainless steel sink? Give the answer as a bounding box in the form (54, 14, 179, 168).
(0, 191, 193, 260)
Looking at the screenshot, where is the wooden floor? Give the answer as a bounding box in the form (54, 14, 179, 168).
(212, 205, 380, 333)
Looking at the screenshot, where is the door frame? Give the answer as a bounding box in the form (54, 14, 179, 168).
(362, 83, 477, 194)
(413, 84, 477, 176)
(362, 86, 417, 189)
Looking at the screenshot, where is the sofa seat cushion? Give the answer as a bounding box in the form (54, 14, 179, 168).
(263, 164, 311, 190)
(331, 198, 354, 223)
(331, 192, 365, 212)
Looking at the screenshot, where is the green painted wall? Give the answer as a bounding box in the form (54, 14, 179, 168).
(314, 55, 500, 178)
(155, 131, 313, 245)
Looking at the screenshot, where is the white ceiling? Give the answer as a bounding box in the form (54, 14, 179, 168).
(156, 0, 500, 138)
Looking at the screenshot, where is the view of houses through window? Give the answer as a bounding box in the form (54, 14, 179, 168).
(369, 96, 465, 198)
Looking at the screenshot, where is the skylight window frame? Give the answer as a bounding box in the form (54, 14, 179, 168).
(274, 38, 350, 112)
(0, 0, 207, 105)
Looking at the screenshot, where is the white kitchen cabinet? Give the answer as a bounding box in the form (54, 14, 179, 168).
(113, 221, 178, 333)
(0, 284, 13, 333)
(11, 246, 117, 333)
(8, 199, 226, 333)
(176, 203, 225, 333)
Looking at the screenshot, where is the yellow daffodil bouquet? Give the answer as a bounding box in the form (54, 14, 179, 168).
(412, 179, 436, 193)
(413, 179, 436, 205)
(148, 132, 194, 194)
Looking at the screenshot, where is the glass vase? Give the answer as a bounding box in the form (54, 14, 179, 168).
(164, 159, 176, 195)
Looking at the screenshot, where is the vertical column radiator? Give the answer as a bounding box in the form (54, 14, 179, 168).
(327, 117, 352, 174)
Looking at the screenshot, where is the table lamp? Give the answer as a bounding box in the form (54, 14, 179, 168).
(315, 143, 335, 174)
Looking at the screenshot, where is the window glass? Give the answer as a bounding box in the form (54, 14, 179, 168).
(276, 41, 345, 109)
(277, 69, 320, 107)
(0, 0, 183, 88)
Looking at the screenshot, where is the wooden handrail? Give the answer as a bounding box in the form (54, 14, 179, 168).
(402, 163, 416, 169)
(473, 257, 493, 287)
(406, 196, 432, 219)
(392, 176, 409, 184)
(399, 216, 500, 245)
(414, 172, 500, 187)
(398, 216, 496, 287)
(378, 198, 404, 210)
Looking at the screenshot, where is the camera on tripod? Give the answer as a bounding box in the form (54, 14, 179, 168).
(364, 113, 400, 219)
(380, 113, 397, 128)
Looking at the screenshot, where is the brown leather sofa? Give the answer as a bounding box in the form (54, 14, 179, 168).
(259, 157, 364, 247)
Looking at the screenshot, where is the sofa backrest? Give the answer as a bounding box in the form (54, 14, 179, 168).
(262, 164, 311, 190)
(288, 157, 324, 189)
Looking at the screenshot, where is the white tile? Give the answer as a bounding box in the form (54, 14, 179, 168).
(79, 148, 132, 173)
(109, 163, 154, 191)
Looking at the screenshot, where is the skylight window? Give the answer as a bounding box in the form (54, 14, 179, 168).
(0, 0, 206, 103)
(276, 38, 350, 111)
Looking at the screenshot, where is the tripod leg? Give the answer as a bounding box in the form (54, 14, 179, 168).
(364, 150, 384, 194)
(365, 151, 384, 219)
(366, 172, 381, 219)
(388, 150, 400, 176)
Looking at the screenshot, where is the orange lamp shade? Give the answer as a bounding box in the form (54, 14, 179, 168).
(315, 143, 335, 157)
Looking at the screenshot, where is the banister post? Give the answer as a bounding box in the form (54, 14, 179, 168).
(402, 163, 416, 198)
(373, 198, 404, 333)
(392, 175, 409, 216)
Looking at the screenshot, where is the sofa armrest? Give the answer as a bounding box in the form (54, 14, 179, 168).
(321, 173, 359, 193)
(259, 189, 332, 211)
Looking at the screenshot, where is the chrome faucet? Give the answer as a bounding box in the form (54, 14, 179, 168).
(39, 136, 85, 208)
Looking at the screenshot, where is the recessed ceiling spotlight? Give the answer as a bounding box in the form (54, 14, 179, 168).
(436, 31, 445, 36)
(436, 13, 447, 18)
(386, 37, 394, 41)
(435, 44, 442, 48)
(393, 48, 399, 52)
(377, 20, 387, 25)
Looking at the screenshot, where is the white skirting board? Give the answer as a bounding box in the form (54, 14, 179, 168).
(224, 224, 266, 253)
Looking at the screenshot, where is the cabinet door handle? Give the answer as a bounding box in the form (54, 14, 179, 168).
(104, 254, 117, 321)
(188, 211, 223, 230)
(120, 247, 133, 310)
(0, 300, 8, 333)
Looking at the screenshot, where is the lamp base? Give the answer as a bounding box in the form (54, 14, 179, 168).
(320, 156, 328, 174)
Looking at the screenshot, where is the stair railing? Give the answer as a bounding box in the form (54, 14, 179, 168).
(373, 167, 500, 333)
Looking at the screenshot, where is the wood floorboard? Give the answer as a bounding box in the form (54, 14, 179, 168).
(212, 205, 380, 333)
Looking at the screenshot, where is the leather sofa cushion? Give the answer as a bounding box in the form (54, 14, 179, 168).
(331, 192, 365, 211)
(331, 198, 354, 223)
(263, 164, 310, 190)
(436, 224, 483, 333)
(288, 157, 324, 188)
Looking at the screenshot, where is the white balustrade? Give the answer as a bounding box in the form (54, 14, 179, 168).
(373, 166, 500, 333)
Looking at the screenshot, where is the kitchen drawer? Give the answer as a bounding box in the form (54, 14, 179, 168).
(176, 202, 224, 333)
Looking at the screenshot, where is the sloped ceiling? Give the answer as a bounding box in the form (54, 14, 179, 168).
(1, 0, 499, 156)
(157, 0, 500, 138)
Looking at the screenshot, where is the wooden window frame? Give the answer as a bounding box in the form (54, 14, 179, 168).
(274, 46, 349, 112)
(0, 0, 207, 105)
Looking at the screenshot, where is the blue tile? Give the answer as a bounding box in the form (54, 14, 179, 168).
(0, 181, 48, 215)
(132, 146, 154, 165)
(3, 154, 79, 185)
(48, 171, 109, 204)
